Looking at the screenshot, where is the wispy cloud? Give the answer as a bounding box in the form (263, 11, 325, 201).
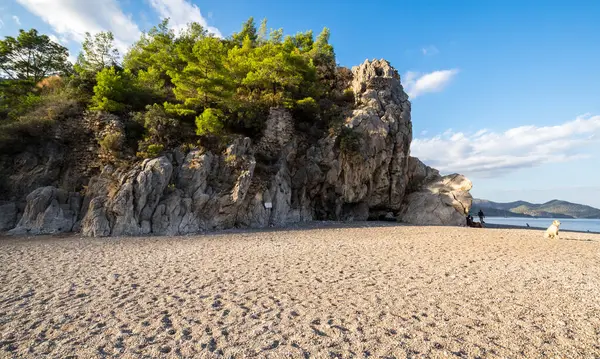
(421, 45, 439, 56)
(0, 19, 4, 29)
(148, 0, 221, 37)
(16, 0, 141, 54)
(12, 15, 21, 25)
(411, 114, 600, 177)
(403, 69, 459, 98)
(48, 34, 61, 44)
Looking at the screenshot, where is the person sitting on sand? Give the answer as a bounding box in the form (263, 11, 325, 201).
(466, 215, 473, 227)
(466, 215, 483, 228)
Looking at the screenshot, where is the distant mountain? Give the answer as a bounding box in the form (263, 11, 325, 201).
(472, 199, 600, 219)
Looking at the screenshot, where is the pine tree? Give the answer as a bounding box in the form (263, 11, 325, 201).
(169, 36, 231, 114)
(75, 32, 119, 76)
(231, 17, 258, 46)
(257, 18, 268, 45)
(0, 29, 71, 82)
(124, 19, 176, 74)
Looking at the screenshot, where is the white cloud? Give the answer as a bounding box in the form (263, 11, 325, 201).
(0, 19, 4, 29)
(421, 45, 439, 56)
(403, 69, 459, 98)
(148, 0, 221, 37)
(16, 0, 141, 54)
(12, 15, 21, 25)
(48, 34, 62, 44)
(411, 114, 600, 177)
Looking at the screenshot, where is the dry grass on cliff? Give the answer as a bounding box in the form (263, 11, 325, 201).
(1, 224, 600, 358)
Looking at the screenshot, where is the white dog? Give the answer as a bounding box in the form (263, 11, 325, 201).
(544, 220, 561, 239)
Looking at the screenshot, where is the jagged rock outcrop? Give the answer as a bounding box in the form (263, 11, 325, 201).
(80, 139, 262, 236)
(7, 186, 81, 235)
(331, 59, 412, 211)
(399, 157, 472, 226)
(0, 111, 99, 204)
(81, 157, 173, 236)
(2, 59, 473, 236)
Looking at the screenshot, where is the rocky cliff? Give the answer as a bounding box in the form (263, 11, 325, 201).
(2, 59, 473, 236)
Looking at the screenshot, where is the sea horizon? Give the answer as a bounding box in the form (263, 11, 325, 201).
(484, 216, 600, 233)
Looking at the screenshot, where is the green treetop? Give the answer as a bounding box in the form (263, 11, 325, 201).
(75, 31, 120, 77)
(0, 29, 71, 82)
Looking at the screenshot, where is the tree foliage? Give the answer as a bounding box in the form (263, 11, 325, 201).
(0, 29, 74, 124)
(75, 32, 119, 77)
(171, 35, 231, 112)
(134, 104, 181, 158)
(196, 108, 225, 136)
(90, 67, 137, 112)
(231, 17, 258, 46)
(0, 29, 71, 82)
(1, 18, 345, 154)
(157, 18, 336, 135)
(124, 19, 176, 73)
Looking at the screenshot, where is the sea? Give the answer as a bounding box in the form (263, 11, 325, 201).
(484, 217, 600, 233)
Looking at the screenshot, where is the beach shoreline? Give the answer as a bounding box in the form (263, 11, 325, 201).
(481, 222, 600, 234)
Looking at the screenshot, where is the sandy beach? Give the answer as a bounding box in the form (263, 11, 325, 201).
(1, 223, 600, 358)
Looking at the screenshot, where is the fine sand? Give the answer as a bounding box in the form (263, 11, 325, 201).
(1, 224, 600, 358)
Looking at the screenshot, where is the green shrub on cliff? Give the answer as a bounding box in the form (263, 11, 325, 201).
(0, 78, 83, 153)
(90, 68, 136, 112)
(99, 132, 123, 153)
(133, 104, 182, 158)
(292, 97, 320, 122)
(137, 143, 165, 159)
(90, 66, 165, 113)
(195, 108, 225, 136)
(339, 127, 362, 154)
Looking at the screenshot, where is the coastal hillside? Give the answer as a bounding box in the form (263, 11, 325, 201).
(473, 199, 600, 219)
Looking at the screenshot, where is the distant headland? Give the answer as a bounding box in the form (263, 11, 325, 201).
(472, 199, 600, 219)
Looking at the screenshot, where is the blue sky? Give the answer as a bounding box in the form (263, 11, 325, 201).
(2, 0, 600, 207)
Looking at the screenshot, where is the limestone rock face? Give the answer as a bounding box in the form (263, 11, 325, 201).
(405, 156, 441, 193)
(0, 110, 99, 207)
(81, 138, 263, 236)
(7, 58, 473, 237)
(81, 157, 173, 236)
(400, 158, 473, 226)
(258, 107, 295, 157)
(335, 59, 412, 211)
(0, 202, 17, 231)
(8, 186, 81, 235)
